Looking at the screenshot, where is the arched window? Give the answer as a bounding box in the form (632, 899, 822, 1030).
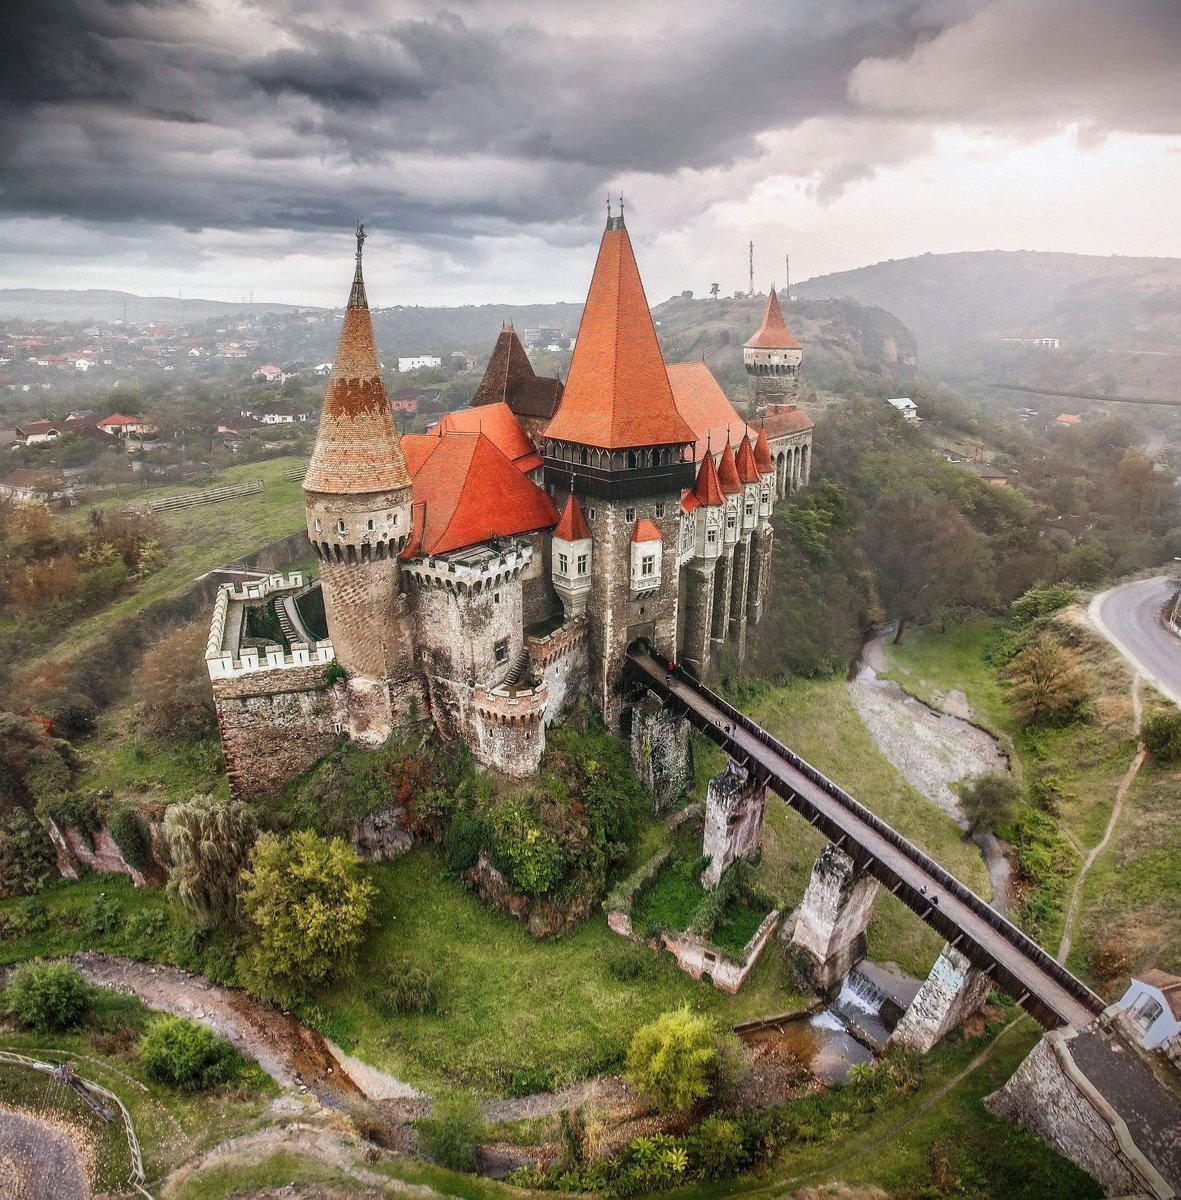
(627, 450, 639, 469)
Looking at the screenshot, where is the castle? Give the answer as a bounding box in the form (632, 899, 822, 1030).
(206, 214, 813, 796)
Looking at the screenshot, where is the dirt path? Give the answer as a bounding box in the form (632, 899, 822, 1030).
(1057, 674, 1145, 965)
(850, 629, 1012, 911)
(0, 1106, 91, 1200)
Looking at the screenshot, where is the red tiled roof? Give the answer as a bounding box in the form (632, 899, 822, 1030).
(409, 431, 559, 555)
(760, 404, 814, 439)
(399, 434, 437, 477)
(692, 448, 725, 507)
(753, 427, 774, 473)
(98, 412, 142, 425)
(736, 434, 761, 484)
(554, 492, 591, 541)
(680, 491, 700, 514)
(470, 325, 564, 420)
(435, 402, 543, 473)
(716, 440, 743, 495)
(631, 518, 664, 543)
(666, 361, 750, 460)
(745, 287, 801, 350)
(545, 218, 695, 449)
(304, 249, 412, 496)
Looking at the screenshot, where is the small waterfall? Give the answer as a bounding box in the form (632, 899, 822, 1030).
(838, 969, 887, 1017)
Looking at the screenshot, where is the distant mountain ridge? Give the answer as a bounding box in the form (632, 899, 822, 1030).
(0, 288, 316, 322)
(793, 250, 1181, 350)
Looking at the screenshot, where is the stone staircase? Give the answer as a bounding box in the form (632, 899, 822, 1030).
(502, 646, 532, 691)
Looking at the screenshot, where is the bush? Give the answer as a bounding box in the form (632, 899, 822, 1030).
(36, 791, 100, 846)
(626, 1006, 719, 1114)
(369, 960, 440, 1016)
(1142, 710, 1181, 763)
(4, 960, 91, 1031)
(0, 808, 56, 899)
(134, 622, 217, 742)
(107, 806, 152, 870)
(36, 690, 98, 739)
(491, 796, 567, 897)
(957, 772, 1021, 834)
(606, 946, 662, 983)
(163, 794, 257, 928)
(1005, 635, 1090, 726)
(442, 809, 486, 876)
(417, 1094, 485, 1172)
(137, 1014, 239, 1090)
(686, 1115, 745, 1180)
(238, 829, 375, 1005)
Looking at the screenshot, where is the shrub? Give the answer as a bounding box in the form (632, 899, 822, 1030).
(1142, 710, 1181, 763)
(417, 1094, 485, 1172)
(369, 960, 440, 1016)
(36, 690, 98, 739)
(83, 893, 124, 938)
(957, 772, 1021, 834)
(491, 796, 567, 897)
(442, 809, 486, 876)
(138, 1014, 239, 1090)
(626, 1006, 719, 1114)
(238, 829, 375, 1005)
(163, 794, 257, 928)
(107, 806, 152, 870)
(4, 960, 91, 1031)
(0, 808, 56, 899)
(134, 622, 217, 742)
(606, 946, 662, 983)
(687, 1115, 745, 1180)
(36, 791, 100, 846)
(1005, 635, 1090, 726)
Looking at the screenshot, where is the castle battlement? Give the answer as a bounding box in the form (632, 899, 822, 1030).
(225, 572, 305, 602)
(527, 614, 589, 668)
(403, 541, 533, 594)
(206, 638, 336, 680)
(473, 680, 548, 726)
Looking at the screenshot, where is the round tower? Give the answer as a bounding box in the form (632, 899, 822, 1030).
(303, 225, 419, 744)
(744, 286, 802, 417)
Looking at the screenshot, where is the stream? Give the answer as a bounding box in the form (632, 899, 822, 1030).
(848, 630, 1013, 912)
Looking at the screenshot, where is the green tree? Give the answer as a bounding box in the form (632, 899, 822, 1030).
(0, 808, 55, 898)
(1005, 635, 1090, 725)
(1142, 710, 1181, 764)
(238, 830, 375, 1004)
(626, 1005, 719, 1114)
(163, 794, 258, 928)
(4, 961, 90, 1032)
(958, 772, 1021, 834)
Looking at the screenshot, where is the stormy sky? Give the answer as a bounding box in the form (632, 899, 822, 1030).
(2, 0, 1180, 306)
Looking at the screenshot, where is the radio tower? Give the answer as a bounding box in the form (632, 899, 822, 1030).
(748, 241, 754, 298)
(785, 253, 790, 297)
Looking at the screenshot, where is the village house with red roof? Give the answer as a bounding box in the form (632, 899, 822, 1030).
(204, 213, 813, 791)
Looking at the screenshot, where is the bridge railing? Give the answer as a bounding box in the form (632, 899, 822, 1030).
(628, 646, 1105, 1020)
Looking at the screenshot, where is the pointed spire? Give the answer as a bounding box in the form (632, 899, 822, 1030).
(545, 213, 694, 449)
(736, 433, 761, 484)
(753, 426, 774, 474)
(304, 227, 411, 496)
(745, 285, 801, 350)
(554, 491, 591, 541)
(716, 439, 743, 495)
(692, 447, 725, 507)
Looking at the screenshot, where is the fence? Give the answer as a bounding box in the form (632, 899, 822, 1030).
(136, 480, 263, 514)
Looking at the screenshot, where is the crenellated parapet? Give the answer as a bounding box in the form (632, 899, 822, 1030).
(527, 614, 589, 668)
(403, 541, 533, 596)
(206, 639, 335, 680)
(472, 679, 548, 728)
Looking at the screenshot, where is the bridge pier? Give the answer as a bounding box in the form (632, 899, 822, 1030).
(630, 693, 691, 814)
(701, 758, 768, 889)
(790, 843, 880, 997)
(887, 943, 992, 1052)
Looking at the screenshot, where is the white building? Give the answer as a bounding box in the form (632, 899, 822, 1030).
(885, 397, 919, 423)
(397, 355, 442, 372)
(1002, 337, 1060, 350)
(1117, 970, 1181, 1052)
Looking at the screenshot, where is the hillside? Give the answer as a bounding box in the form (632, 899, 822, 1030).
(0, 288, 315, 322)
(794, 250, 1181, 351)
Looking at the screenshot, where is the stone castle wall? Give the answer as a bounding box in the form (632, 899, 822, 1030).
(528, 616, 590, 725)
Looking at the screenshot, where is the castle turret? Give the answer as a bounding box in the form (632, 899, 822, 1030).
(543, 208, 696, 723)
(303, 225, 419, 744)
(744, 286, 802, 416)
(551, 491, 592, 617)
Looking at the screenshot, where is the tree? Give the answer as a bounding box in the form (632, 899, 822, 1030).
(1005, 636, 1090, 725)
(238, 830, 375, 1004)
(163, 794, 258, 929)
(626, 1006, 720, 1114)
(0, 808, 56, 898)
(958, 772, 1020, 834)
(4, 961, 91, 1032)
(134, 621, 217, 742)
(1142, 710, 1181, 764)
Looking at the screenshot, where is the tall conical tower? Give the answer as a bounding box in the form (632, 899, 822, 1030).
(303, 225, 420, 744)
(744, 286, 802, 417)
(544, 208, 696, 724)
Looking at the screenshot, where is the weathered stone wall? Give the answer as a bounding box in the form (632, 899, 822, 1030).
(631, 695, 692, 813)
(520, 528, 562, 629)
(661, 909, 780, 994)
(888, 944, 992, 1052)
(212, 663, 345, 799)
(727, 534, 751, 657)
(471, 689, 547, 778)
(789, 843, 880, 996)
(464, 850, 594, 939)
(987, 1030, 1173, 1199)
(701, 759, 768, 889)
(746, 524, 773, 625)
(528, 617, 590, 725)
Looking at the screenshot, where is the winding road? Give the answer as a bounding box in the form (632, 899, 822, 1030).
(1089, 575, 1181, 707)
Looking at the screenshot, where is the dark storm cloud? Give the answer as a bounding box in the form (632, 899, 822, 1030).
(1, 0, 1179, 255)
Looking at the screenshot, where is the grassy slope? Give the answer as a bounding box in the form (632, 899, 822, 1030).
(23, 455, 307, 671)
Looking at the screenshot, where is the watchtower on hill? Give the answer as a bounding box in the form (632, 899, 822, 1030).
(744, 286, 802, 417)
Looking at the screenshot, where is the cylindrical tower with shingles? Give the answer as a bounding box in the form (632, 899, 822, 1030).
(303, 226, 420, 744)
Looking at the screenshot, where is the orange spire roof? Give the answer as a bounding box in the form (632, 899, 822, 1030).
(304, 228, 411, 495)
(554, 492, 591, 541)
(735, 433, 760, 484)
(469, 325, 563, 420)
(692, 448, 725, 507)
(544, 216, 695, 450)
(745, 287, 802, 351)
(753, 427, 774, 473)
(716, 440, 743, 495)
(631, 518, 664, 542)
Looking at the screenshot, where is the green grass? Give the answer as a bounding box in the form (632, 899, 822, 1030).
(169, 1152, 370, 1199)
(0, 986, 277, 1191)
(633, 858, 707, 936)
(77, 724, 229, 806)
(710, 897, 768, 956)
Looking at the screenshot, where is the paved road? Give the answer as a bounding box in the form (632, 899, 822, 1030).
(1089, 575, 1181, 706)
(628, 648, 1104, 1030)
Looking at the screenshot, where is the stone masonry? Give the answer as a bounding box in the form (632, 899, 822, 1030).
(631, 693, 692, 813)
(701, 758, 768, 889)
(887, 943, 992, 1052)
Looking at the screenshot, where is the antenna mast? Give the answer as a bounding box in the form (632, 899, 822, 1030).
(785, 254, 790, 296)
(748, 241, 754, 298)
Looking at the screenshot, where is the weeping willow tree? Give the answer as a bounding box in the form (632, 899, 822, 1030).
(162, 794, 258, 928)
